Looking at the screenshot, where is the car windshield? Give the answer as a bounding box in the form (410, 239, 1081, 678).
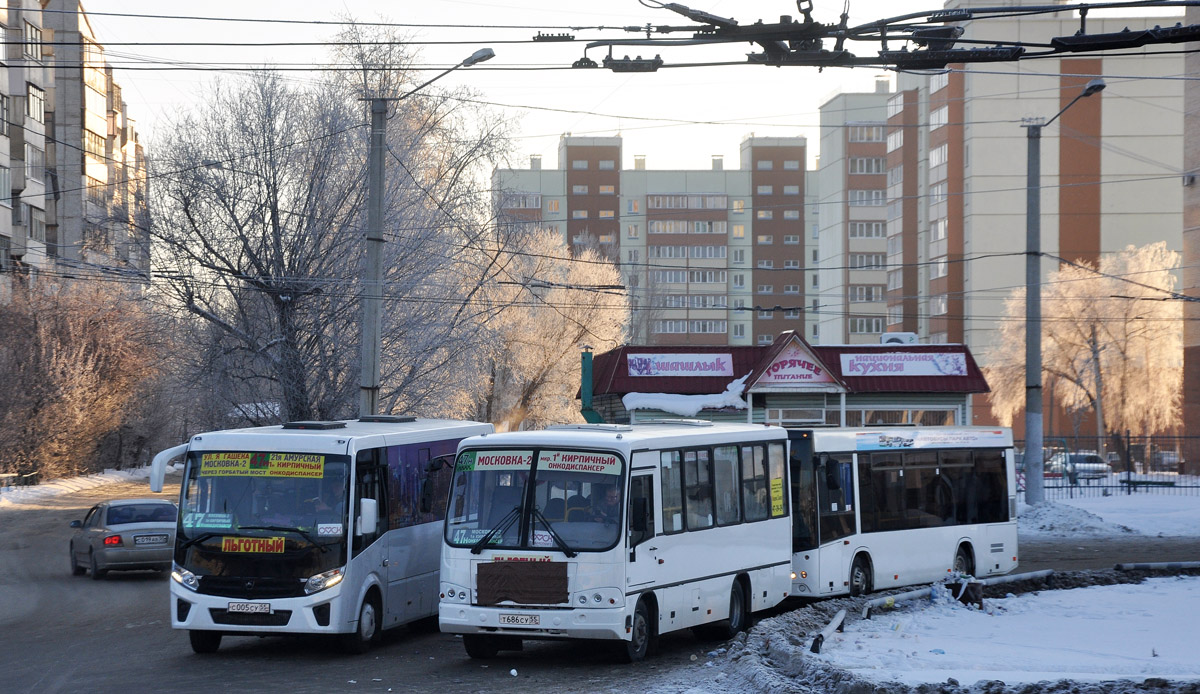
(176, 450, 350, 577)
(106, 503, 176, 525)
(445, 448, 624, 552)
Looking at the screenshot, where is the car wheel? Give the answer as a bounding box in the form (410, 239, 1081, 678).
(341, 595, 380, 654)
(954, 545, 974, 576)
(89, 550, 107, 581)
(189, 630, 222, 654)
(618, 599, 652, 663)
(70, 543, 85, 576)
(849, 555, 872, 597)
(462, 634, 501, 660)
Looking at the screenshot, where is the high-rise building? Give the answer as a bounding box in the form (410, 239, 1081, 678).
(493, 134, 811, 346)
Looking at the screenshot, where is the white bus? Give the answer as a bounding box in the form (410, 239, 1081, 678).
(438, 421, 793, 662)
(786, 427, 1018, 598)
(148, 416, 493, 654)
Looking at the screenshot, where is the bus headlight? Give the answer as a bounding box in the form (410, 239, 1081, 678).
(440, 582, 470, 602)
(171, 564, 200, 592)
(304, 567, 344, 595)
(570, 587, 621, 607)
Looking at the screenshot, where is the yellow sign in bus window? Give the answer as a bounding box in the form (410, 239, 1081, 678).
(221, 536, 286, 553)
(199, 452, 325, 478)
(770, 477, 785, 517)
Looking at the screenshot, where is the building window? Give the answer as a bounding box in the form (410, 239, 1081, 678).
(732, 199, 745, 214)
(0, 168, 8, 206)
(758, 284, 774, 294)
(756, 160, 773, 170)
(627, 199, 640, 213)
(849, 190, 886, 207)
(26, 84, 45, 123)
(653, 320, 689, 334)
(757, 334, 774, 345)
(812, 248, 818, 262)
(848, 124, 885, 142)
(647, 195, 688, 209)
(930, 106, 949, 130)
(648, 220, 688, 234)
(886, 129, 903, 153)
(0, 97, 9, 137)
(627, 249, 639, 263)
(502, 193, 541, 209)
(784, 284, 800, 294)
(849, 317, 884, 334)
(783, 210, 800, 220)
(887, 166, 903, 186)
(932, 259, 948, 278)
(756, 234, 773, 245)
(599, 184, 615, 195)
(572, 210, 588, 219)
(733, 299, 746, 311)
(86, 177, 105, 205)
(850, 285, 884, 302)
(811, 274, 819, 288)
(692, 221, 727, 234)
(759, 310, 773, 319)
(785, 309, 801, 319)
(783, 185, 800, 195)
(598, 160, 615, 170)
(756, 210, 773, 220)
(598, 234, 615, 244)
(784, 259, 800, 270)
(28, 207, 46, 242)
(546, 199, 559, 212)
(931, 71, 949, 92)
(572, 160, 588, 170)
(783, 160, 801, 170)
(849, 222, 885, 238)
(25, 145, 45, 182)
(784, 234, 800, 244)
(23, 22, 42, 60)
(930, 295, 948, 315)
(888, 269, 903, 290)
(732, 249, 745, 264)
(572, 184, 588, 194)
(599, 210, 615, 219)
(690, 320, 727, 334)
(733, 324, 745, 338)
(930, 182, 948, 205)
(851, 253, 886, 269)
(888, 305, 904, 325)
(757, 260, 774, 269)
(732, 224, 746, 239)
(887, 94, 904, 118)
(627, 224, 640, 238)
(932, 218, 948, 240)
(756, 185, 773, 195)
(850, 157, 886, 175)
(930, 143, 949, 168)
(732, 273, 745, 289)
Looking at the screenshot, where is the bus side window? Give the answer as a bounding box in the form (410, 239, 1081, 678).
(817, 455, 855, 544)
(629, 474, 655, 548)
(353, 448, 387, 555)
(660, 450, 684, 533)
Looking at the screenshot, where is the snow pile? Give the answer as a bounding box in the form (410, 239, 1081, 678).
(0, 464, 176, 508)
(623, 374, 749, 417)
(1017, 500, 1136, 536)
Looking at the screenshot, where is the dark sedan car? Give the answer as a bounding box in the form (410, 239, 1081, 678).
(69, 498, 177, 579)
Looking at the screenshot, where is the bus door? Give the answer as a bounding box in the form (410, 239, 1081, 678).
(352, 449, 390, 622)
(816, 454, 856, 594)
(625, 454, 659, 597)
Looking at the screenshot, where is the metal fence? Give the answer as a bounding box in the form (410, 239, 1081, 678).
(1015, 434, 1200, 500)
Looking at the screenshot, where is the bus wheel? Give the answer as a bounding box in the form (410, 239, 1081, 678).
(954, 545, 974, 576)
(849, 555, 872, 597)
(463, 634, 500, 659)
(712, 581, 748, 640)
(341, 595, 380, 654)
(618, 600, 652, 663)
(189, 630, 222, 654)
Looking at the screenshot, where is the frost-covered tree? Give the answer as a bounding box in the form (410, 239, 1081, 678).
(148, 23, 511, 422)
(472, 229, 629, 430)
(985, 242, 1182, 443)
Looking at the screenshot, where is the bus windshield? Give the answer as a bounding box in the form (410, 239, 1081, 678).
(175, 451, 350, 579)
(445, 448, 624, 553)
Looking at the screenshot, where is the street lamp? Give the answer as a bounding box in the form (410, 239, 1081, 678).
(359, 48, 495, 418)
(1023, 77, 1105, 505)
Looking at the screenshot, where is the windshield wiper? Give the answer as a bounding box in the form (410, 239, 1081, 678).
(239, 525, 329, 553)
(470, 506, 521, 554)
(179, 531, 220, 551)
(531, 506, 577, 558)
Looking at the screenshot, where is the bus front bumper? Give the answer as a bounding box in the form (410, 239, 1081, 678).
(439, 602, 629, 641)
(170, 581, 350, 635)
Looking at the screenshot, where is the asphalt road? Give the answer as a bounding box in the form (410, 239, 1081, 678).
(2, 479, 1198, 693)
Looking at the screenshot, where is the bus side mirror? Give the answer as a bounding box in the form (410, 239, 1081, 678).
(825, 462, 841, 491)
(357, 498, 378, 536)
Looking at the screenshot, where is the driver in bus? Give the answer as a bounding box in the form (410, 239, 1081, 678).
(591, 485, 621, 524)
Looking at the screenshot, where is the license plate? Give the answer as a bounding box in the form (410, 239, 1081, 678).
(134, 534, 168, 545)
(498, 613, 539, 626)
(227, 602, 272, 614)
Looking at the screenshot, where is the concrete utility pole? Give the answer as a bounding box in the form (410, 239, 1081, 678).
(359, 48, 495, 418)
(1022, 77, 1105, 505)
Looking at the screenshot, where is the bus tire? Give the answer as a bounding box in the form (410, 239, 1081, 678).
(618, 599, 653, 663)
(954, 545, 974, 576)
(463, 634, 500, 659)
(849, 554, 872, 597)
(70, 543, 85, 576)
(715, 580, 749, 640)
(341, 594, 381, 655)
(189, 630, 222, 654)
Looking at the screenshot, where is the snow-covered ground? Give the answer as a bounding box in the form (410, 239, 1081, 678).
(0, 464, 176, 507)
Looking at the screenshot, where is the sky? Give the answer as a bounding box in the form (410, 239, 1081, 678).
(70, 0, 1104, 174)
(5, 464, 1199, 688)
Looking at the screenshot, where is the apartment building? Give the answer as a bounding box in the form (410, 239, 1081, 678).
(0, 1, 148, 300)
(493, 134, 810, 347)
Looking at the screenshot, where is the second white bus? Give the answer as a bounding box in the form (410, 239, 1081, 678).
(786, 426, 1018, 598)
(438, 421, 793, 661)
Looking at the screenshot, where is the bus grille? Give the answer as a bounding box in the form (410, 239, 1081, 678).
(209, 608, 292, 627)
(198, 576, 306, 599)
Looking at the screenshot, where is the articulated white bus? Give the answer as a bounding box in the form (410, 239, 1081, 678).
(149, 416, 493, 653)
(786, 427, 1018, 598)
(438, 421, 793, 662)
